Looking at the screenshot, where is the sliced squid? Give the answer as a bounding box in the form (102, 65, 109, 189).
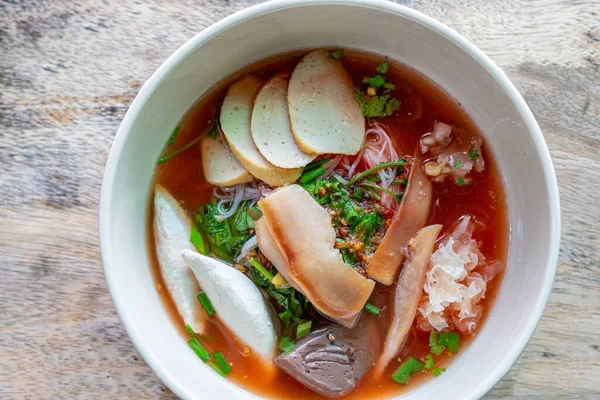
(258, 184, 375, 328)
(251, 74, 316, 168)
(288, 50, 365, 155)
(153, 185, 204, 333)
(374, 224, 443, 377)
(366, 158, 433, 285)
(181, 250, 278, 361)
(220, 76, 302, 187)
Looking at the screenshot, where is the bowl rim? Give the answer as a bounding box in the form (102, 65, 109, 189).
(99, 0, 561, 399)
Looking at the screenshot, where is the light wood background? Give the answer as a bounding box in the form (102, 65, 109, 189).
(1, 0, 599, 398)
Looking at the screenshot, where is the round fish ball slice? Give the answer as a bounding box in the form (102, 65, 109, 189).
(251, 75, 316, 168)
(200, 135, 253, 186)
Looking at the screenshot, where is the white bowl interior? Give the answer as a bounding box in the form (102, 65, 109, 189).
(100, 1, 559, 399)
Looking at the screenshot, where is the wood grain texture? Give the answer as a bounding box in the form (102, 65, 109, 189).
(1, 0, 599, 398)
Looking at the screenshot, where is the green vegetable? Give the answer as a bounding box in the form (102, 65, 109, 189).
(424, 354, 435, 369)
(329, 49, 343, 60)
(456, 177, 466, 186)
(439, 331, 460, 353)
(352, 187, 364, 201)
(341, 250, 357, 266)
(344, 201, 360, 225)
(185, 324, 195, 335)
(188, 337, 211, 362)
(365, 302, 380, 315)
(363, 74, 387, 88)
(279, 336, 295, 354)
(353, 213, 384, 242)
(469, 148, 480, 160)
(429, 331, 446, 356)
(359, 181, 403, 202)
(197, 292, 216, 316)
(432, 368, 446, 377)
(392, 356, 424, 385)
(207, 361, 227, 377)
(301, 166, 326, 184)
(212, 352, 232, 375)
(158, 122, 215, 163)
(167, 126, 180, 146)
(346, 159, 406, 186)
(190, 225, 209, 255)
(296, 320, 312, 339)
(382, 82, 396, 90)
(354, 90, 401, 118)
(248, 258, 274, 281)
(304, 158, 330, 173)
(248, 206, 263, 221)
(376, 62, 389, 74)
(453, 158, 462, 168)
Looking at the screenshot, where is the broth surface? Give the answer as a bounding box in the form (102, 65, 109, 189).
(149, 50, 508, 399)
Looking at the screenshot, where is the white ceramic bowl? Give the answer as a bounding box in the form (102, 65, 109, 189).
(99, 1, 561, 399)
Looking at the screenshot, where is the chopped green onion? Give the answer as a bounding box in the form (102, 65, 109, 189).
(207, 361, 227, 377)
(469, 148, 480, 160)
(382, 82, 396, 90)
(453, 158, 462, 168)
(185, 324, 195, 335)
(341, 250, 357, 265)
(346, 159, 406, 186)
(168, 126, 180, 145)
(279, 336, 295, 354)
(190, 225, 209, 255)
(329, 49, 343, 60)
(248, 258, 274, 281)
(197, 292, 216, 316)
(304, 158, 330, 173)
(365, 302, 380, 315)
(318, 193, 330, 205)
(367, 188, 381, 201)
(158, 123, 215, 163)
(363, 74, 387, 88)
(392, 356, 424, 385)
(301, 166, 327, 184)
(296, 320, 312, 339)
(432, 368, 446, 377)
(439, 331, 460, 353)
(352, 187, 364, 201)
(344, 201, 360, 226)
(376, 62, 390, 74)
(456, 177, 466, 186)
(424, 354, 435, 369)
(188, 337, 211, 362)
(359, 181, 403, 202)
(212, 352, 232, 375)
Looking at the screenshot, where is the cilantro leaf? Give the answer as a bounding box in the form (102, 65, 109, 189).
(391, 357, 424, 385)
(424, 354, 435, 369)
(329, 49, 343, 60)
(279, 336, 295, 354)
(439, 331, 460, 353)
(453, 158, 461, 168)
(376, 62, 389, 74)
(363, 74, 387, 88)
(354, 90, 401, 118)
(432, 368, 446, 377)
(429, 331, 446, 356)
(469, 147, 480, 160)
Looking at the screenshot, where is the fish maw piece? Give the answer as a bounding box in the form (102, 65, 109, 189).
(181, 250, 278, 361)
(220, 75, 302, 187)
(374, 224, 443, 376)
(255, 217, 304, 293)
(367, 159, 433, 285)
(288, 50, 365, 155)
(154, 185, 204, 333)
(275, 316, 381, 398)
(259, 185, 375, 327)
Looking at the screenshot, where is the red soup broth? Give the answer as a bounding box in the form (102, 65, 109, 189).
(148, 49, 508, 399)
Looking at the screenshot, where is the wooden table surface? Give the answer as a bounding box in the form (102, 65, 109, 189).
(1, 0, 599, 398)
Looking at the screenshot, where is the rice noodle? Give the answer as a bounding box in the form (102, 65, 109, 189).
(214, 181, 270, 219)
(235, 235, 258, 263)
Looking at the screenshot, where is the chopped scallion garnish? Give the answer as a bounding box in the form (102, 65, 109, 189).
(303, 158, 330, 173)
(207, 361, 227, 377)
(248, 258, 274, 281)
(382, 82, 396, 90)
(197, 292, 216, 316)
(456, 177, 466, 186)
(212, 352, 232, 375)
(185, 324, 195, 335)
(329, 49, 343, 60)
(300, 166, 327, 184)
(296, 320, 312, 339)
(168, 126, 180, 146)
(346, 159, 406, 186)
(365, 302, 381, 315)
(469, 148, 480, 160)
(453, 158, 461, 168)
(279, 336, 295, 354)
(344, 201, 360, 225)
(376, 62, 389, 74)
(190, 225, 209, 255)
(391, 356, 424, 385)
(188, 337, 211, 362)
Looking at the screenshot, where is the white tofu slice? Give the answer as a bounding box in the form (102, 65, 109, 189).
(153, 185, 205, 333)
(200, 135, 253, 186)
(220, 76, 302, 187)
(251, 75, 316, 168)
(288, 50, 365, 155)
(181, 250, 278, 361)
